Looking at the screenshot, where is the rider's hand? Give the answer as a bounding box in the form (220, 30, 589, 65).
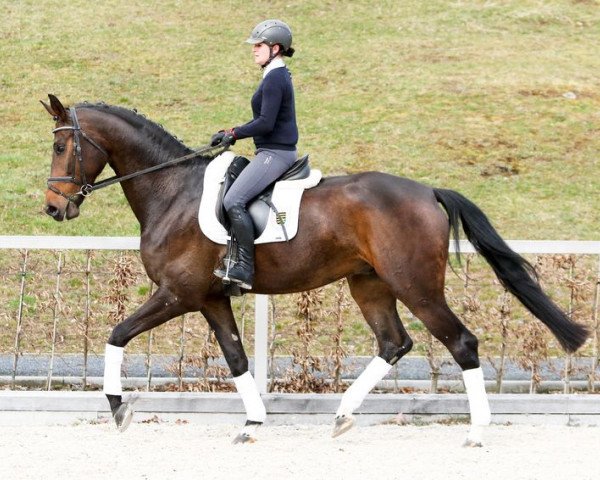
(210, 131, 225, 146)
(211, 129, 236, 147)
(221, 129, 236, 147)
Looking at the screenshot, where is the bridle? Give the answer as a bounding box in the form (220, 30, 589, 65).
(48, 107, 109, 202)
(47, 106, 226, 204)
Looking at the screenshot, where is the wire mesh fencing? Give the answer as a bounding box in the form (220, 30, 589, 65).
(0, 240, 598, 394)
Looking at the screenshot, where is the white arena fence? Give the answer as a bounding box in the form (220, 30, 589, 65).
(0, 236, 598, 394)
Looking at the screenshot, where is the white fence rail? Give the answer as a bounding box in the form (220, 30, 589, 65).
(2, 236, 600, 254)
(1, 236, 599, 393)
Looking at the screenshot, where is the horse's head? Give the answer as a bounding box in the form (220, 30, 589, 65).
(41, 94, 110, 221)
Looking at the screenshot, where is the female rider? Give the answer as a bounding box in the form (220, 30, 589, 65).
(211, 19, 298, 290)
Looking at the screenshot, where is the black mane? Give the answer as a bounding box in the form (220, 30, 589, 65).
(75, 102, 209, 162)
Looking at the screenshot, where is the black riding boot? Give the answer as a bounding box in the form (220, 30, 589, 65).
(216, 205, 255, 289)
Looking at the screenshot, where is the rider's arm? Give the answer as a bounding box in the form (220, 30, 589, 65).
(233, 73, 284, 140)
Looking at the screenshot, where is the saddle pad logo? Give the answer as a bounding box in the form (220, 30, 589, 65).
(276, 212, 287, 225)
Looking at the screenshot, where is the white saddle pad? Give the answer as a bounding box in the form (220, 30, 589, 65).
(198, 152, 322, 245)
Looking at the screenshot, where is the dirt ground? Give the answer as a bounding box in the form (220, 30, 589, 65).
(0, 420, 598, 480)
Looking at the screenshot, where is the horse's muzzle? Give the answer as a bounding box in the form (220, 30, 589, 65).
(45, 199, 80, 221)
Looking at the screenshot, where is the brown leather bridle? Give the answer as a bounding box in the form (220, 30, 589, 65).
(47, 107, 108, 203)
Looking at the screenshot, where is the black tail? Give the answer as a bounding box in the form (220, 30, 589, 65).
(433, 188, 589, 353)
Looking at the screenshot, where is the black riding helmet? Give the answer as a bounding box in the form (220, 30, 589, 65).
(245, 19, 295, 59)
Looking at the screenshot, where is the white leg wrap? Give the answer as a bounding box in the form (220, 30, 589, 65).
(463, 367, 491, 444)
(462, 367, 491, 425)
(336, 356, 392, 417)
(233, 371, 266, 423)
(103, 344, 124, 396)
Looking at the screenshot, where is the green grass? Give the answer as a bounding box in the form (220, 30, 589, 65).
(1, 0, 598, 238)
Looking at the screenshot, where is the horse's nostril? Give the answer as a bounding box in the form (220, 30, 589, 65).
(45, 205, 59, 218)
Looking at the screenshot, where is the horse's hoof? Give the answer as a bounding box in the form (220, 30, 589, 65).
(463, 438, 483, 448)
(463, 425, 484, 447)
(232, 433, 256, 445)
(114, 403, 134, 432)
(332, 415, 355, 438)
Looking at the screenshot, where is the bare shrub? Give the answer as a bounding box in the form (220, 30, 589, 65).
(106, 253, 136, 325)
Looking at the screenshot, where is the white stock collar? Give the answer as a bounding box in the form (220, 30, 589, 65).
(263, 57, 286, 78)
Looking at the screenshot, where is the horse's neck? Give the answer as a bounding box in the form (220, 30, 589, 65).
(108, 133, 205, 230)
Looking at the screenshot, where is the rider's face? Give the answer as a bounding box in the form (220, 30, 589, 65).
(252, 42, 271, 66)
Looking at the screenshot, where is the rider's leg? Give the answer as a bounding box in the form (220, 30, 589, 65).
(222, 148, 298, 212)
(220, 204, 255, 289)
(217, 148, 297, 288)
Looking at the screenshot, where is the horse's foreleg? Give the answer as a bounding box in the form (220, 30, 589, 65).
(200, 297, 266, 444)
(332, 273, 414, 437)
(104, 285, 187, 431)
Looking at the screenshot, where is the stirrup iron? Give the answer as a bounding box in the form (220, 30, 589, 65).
(215, 237, 238, 284)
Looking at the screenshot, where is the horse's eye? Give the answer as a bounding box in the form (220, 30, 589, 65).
(54, 143, 66, 154)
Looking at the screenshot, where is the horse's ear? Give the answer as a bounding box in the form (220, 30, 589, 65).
(40, 99, 54, 117)
(42, 94, 68, 122)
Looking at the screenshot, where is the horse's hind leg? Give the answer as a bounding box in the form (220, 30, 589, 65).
(200, 297, 266, 444)
(398, 286, 491, 446)
(368, 209, 491, 445)
(332, 272, 414, 438)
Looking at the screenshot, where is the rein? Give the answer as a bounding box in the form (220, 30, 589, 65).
(48, 106, 226, 202)
(84, 143, 226, 195)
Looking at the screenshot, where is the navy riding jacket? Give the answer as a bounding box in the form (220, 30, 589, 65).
(233, 66, 298, 151)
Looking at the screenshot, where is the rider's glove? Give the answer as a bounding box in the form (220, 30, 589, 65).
(211, 129, 236, 147)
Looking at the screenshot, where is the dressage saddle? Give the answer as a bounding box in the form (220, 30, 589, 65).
(215, 154, 311, 238)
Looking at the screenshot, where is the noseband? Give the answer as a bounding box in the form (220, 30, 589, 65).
(48, 107, 109, 203)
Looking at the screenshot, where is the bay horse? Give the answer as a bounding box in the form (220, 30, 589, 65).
(41, 95, 588, 446)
